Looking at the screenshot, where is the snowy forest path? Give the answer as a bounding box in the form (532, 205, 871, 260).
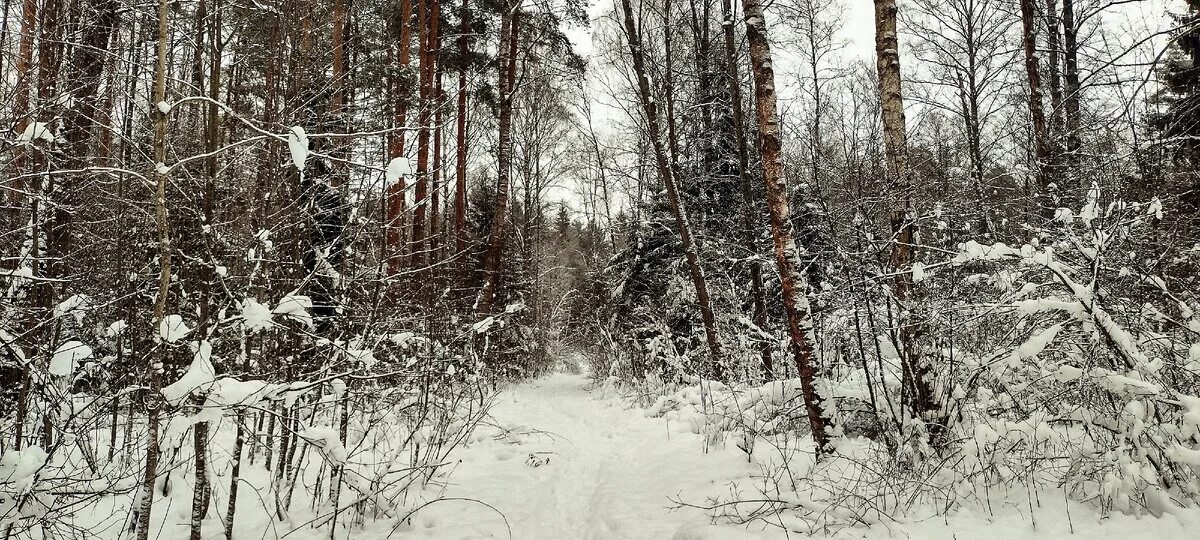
(394, 372, 760, 539)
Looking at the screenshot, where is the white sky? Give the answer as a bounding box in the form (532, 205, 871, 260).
(552, 0, 1183, 210)
(566, 0, 1181, 60)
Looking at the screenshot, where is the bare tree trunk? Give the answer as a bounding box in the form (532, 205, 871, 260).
(5, 0, 37, 214)
(1045, 0, 1063, 168)
(430, 70, 445, 265)
(190, 2, 222, 537)
(411, 0, 436, 268)
(387, 0, 413, 275)
(224, 332, 251, 540)
(1019, 0, 1050, 191)
(476, 3, 520, 315)
(454, 0, 470, 260)
(136, 0, 172, 537)
(330, 0, 349, 186)
(873, 0, 936, 423)
(740, 0, 829, 450)
(618, 0, 723, 366)
(720, 0, 772, 379)
(62, 0, 117, 162)
(1062, 0, 1080, 159)
(453, 2, 470, 253)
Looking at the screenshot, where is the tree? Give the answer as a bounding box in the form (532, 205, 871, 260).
(617, 0, 724, 371)
(388, 0, 415, 276)
(741, 0, 830, 450)
(907, 0, 1015, 233)
(137, 0, 172, 537)
(477, 0, 522, 314)
(1019, 0, 1050, 194)
(721, 0, 773, 377)
(873, 0, 936, 424)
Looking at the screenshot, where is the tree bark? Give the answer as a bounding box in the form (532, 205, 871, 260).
(1062, 0, 1081, 158)
(387, 0, 413, 275)
(430, 61, 445, 265)
(873, 0, 936, 423)
(1046, 0, 1064, 158)
(330, 0, 349, 187)
(476, 3, 520, 314)
(454, 0, 470, 260)
(720, 0, 772, 378)
(1019, 0, 1050, 190)
(618, 0, 723, 365)
(411, 0, 438, 268)
(741, 0, 829, 450)
(136, 0, 171, 537)
(6, 0, 37, 213)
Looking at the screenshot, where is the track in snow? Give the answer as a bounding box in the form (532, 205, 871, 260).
(394, 372, 759, 539)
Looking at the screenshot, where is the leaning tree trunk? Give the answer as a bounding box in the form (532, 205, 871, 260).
(741, 0, 829, 451)
(720, 0, 773, 379)
(137, 0, 171, 537)
(873, 0, 936, 424)
(476, 3, 520, 315)
(618, 0, 723, 365)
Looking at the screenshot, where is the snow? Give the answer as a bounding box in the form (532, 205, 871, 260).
(1148, 196, 1164, 220)
(156, 101, 171, 114)
(288, 126, 309, 171)
(386, 156, 412, 184)
(911, 261, 926, 282)
(50, 341, 92, 376)
(239, 297, 273, 332)
(342, 373, 1200, 539)
(53, 294, 90, 323)
(16, 122, 54, 143)
(299, 426, 349, 464)
(472, 315, 497, 334)
(1079, 182, 1101, 226)
(389, 373, 758, 538)
(1016, 322, 1062, 359)
(273, 294, 313, 328)
(161, 341, 217, 404)
(0, 329, 26, 365)
(158, 314, 191, 343)
(51, 369, 1200, 540)
(0, 445, 47, 496)
(105, 319, 127, 337)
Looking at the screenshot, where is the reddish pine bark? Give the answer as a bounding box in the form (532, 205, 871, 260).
(387, 0, 414, 276)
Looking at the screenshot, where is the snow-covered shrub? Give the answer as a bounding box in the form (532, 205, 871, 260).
(936, 185, 1200, 514)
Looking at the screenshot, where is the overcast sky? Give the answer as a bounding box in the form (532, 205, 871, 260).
(568, 0, 1182, 60)
(552, 0, 1183, 209)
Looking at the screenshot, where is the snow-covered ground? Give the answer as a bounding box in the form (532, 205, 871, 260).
(381, 372, 1199, 540)
(388, 372, 762, 539)
(45, 370, 1198, 539)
